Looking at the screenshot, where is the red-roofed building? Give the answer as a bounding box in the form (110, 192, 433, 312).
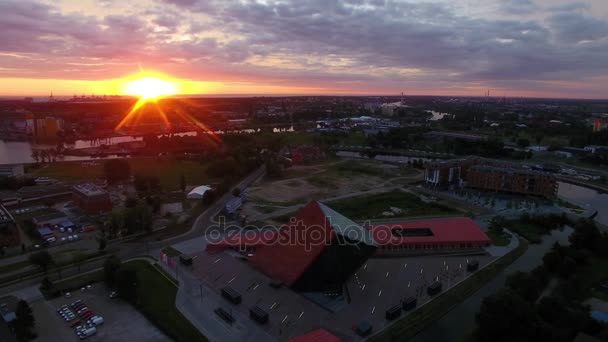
(206, 201, 377, 292)
(286, 329, 341, 342)
(369, 217, 491, 254)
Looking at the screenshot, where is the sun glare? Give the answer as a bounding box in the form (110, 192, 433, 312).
(123, 76, 177, 100)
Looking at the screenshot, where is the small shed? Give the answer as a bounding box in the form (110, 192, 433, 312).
(37, 227, 53, 238)
(187, 185, 212, 200)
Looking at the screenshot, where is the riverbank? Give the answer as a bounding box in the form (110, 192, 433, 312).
(409, 227, 573, 342)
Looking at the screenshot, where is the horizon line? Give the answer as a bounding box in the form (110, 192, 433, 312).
(0, 93, 607, 101)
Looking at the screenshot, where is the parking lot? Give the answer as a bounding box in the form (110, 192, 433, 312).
(185, 247, 495, 341)
(32, 284, 169, 341)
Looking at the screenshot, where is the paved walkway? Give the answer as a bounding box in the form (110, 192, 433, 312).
(158, 258, 275, 342)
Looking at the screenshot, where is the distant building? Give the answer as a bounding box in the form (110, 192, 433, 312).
(32, 211, 68, 227)
(380, 101, 406, 116)
(467, 165, 558, 199)
(425, 157, 558, 199)
(71, 183, 112, 214)
(584, 145, 608, 154)
(34, 116, 64, 139)
(289, 146, 325, 165)
(0, 205, 20, 248)
(0, 164, 24, 178)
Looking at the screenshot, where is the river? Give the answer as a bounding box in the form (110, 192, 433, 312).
(411, 227, 573, 342)
(557, 181, 608, 226)
(0, 127, 295, 165)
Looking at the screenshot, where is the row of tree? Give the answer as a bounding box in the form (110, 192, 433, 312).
(11, 300, 36, 341)
(473, 218, 608, 341)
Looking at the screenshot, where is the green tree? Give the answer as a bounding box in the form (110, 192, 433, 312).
(13, 300, 36, 342)
(40, 277, 53, 292)
(29, 251, 53, 273)
(103, 255, 121, 288)
(116, 267, 138, 303)
(179, 174, 186, 192)
(103, 159, 131, 184)
(98, 236, 107, 251)
(72, 251, 87, 274)
(475, 289, 539, 341)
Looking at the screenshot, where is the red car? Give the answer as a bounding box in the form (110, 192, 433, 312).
(69, 320, 82, 328)
(81, 312, 95, 320)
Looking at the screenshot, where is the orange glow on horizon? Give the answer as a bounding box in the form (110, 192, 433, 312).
(122, 76, 178, 100)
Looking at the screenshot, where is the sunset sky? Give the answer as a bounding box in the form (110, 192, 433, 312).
(1, 0, 608, 98)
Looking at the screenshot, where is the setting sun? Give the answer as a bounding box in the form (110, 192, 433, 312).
(123, 76, 178, 100)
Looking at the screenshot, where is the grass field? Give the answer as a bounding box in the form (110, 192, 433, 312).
(30, 158, 215, 190)
(120, 260, 207, 342)
(505, 222, 546, 244)
(369, 238, 529, 342)
(486, 230, 510, 246)
(0, 259, 31, 275)
(327, 190, 459, 220)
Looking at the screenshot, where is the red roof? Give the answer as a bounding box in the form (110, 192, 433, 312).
(369, 217, 490, 246)
(248, 201, 334, 286)
(206, 201, 377, 286)
(206, 231, 278, 254)
(286, 329, 341, 342)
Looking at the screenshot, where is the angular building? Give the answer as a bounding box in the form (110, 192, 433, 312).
(207, 201, 377, 293)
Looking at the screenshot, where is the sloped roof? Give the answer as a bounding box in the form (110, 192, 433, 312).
(317, 202, 377, 246)
(287, 329, 341, 342)
(207, 201, 378, 286)
(249, 201, 333, 286)
(369, 217, 490, 245)
(187, 185, 212, 199)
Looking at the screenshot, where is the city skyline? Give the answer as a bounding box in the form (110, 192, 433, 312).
(1, 0, 608, 98)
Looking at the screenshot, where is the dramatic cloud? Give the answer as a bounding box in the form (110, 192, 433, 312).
(0, 0, 607, 98)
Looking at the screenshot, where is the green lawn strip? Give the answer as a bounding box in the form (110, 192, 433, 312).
(369, 238, 529, 342)
(327, 190, 459, 220)
(161, 246, 183, 258)
(120, 260, 207, 342)
(0, 260, 32, 274)
(506, 223, 544, 244)
(30, 158, 214, 190)
(51, 269, 105, 293)
(486, 230, 510, 246)
(0, 251, 107, 285)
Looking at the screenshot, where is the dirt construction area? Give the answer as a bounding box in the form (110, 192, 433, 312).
(32, 284, 168, 342)
(242, 160, 422, 218)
